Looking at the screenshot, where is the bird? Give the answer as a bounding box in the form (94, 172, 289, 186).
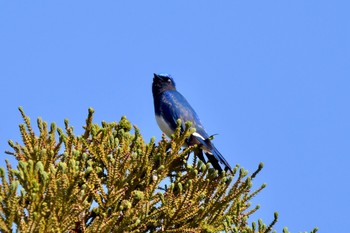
(152, 73, 232, 173)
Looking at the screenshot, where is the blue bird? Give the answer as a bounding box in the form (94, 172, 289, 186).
(152, 73, 232, 172)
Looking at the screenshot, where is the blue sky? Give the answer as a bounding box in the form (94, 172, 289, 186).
(0, 1, 349, 232)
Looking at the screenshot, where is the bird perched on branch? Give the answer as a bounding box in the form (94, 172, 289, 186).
(152, 73, 232, 173)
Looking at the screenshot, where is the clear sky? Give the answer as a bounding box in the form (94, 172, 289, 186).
(0, 1, 349, 232)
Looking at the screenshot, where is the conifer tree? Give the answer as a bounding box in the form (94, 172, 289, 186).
(0, 108, 317, 233)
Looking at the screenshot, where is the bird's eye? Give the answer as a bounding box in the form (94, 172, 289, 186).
(167, 78, 171, 83)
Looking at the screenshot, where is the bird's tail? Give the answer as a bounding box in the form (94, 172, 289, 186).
(204, 141, 232, 173)
(189, 133, 232, 173)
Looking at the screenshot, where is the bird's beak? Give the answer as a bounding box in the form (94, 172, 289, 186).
(153, 73, 160, 81)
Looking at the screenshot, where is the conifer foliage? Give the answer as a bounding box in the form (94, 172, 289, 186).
(0, 108, 317, 233)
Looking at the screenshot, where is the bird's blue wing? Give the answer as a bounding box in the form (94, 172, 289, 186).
(159, 90, 232, 172)
(159, 90, 208, 138)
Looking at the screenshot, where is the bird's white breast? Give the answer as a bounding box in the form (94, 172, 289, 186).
(156, 115, 175, 137)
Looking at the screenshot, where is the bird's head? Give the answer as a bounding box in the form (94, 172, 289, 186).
(152, 73, 176, 95)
